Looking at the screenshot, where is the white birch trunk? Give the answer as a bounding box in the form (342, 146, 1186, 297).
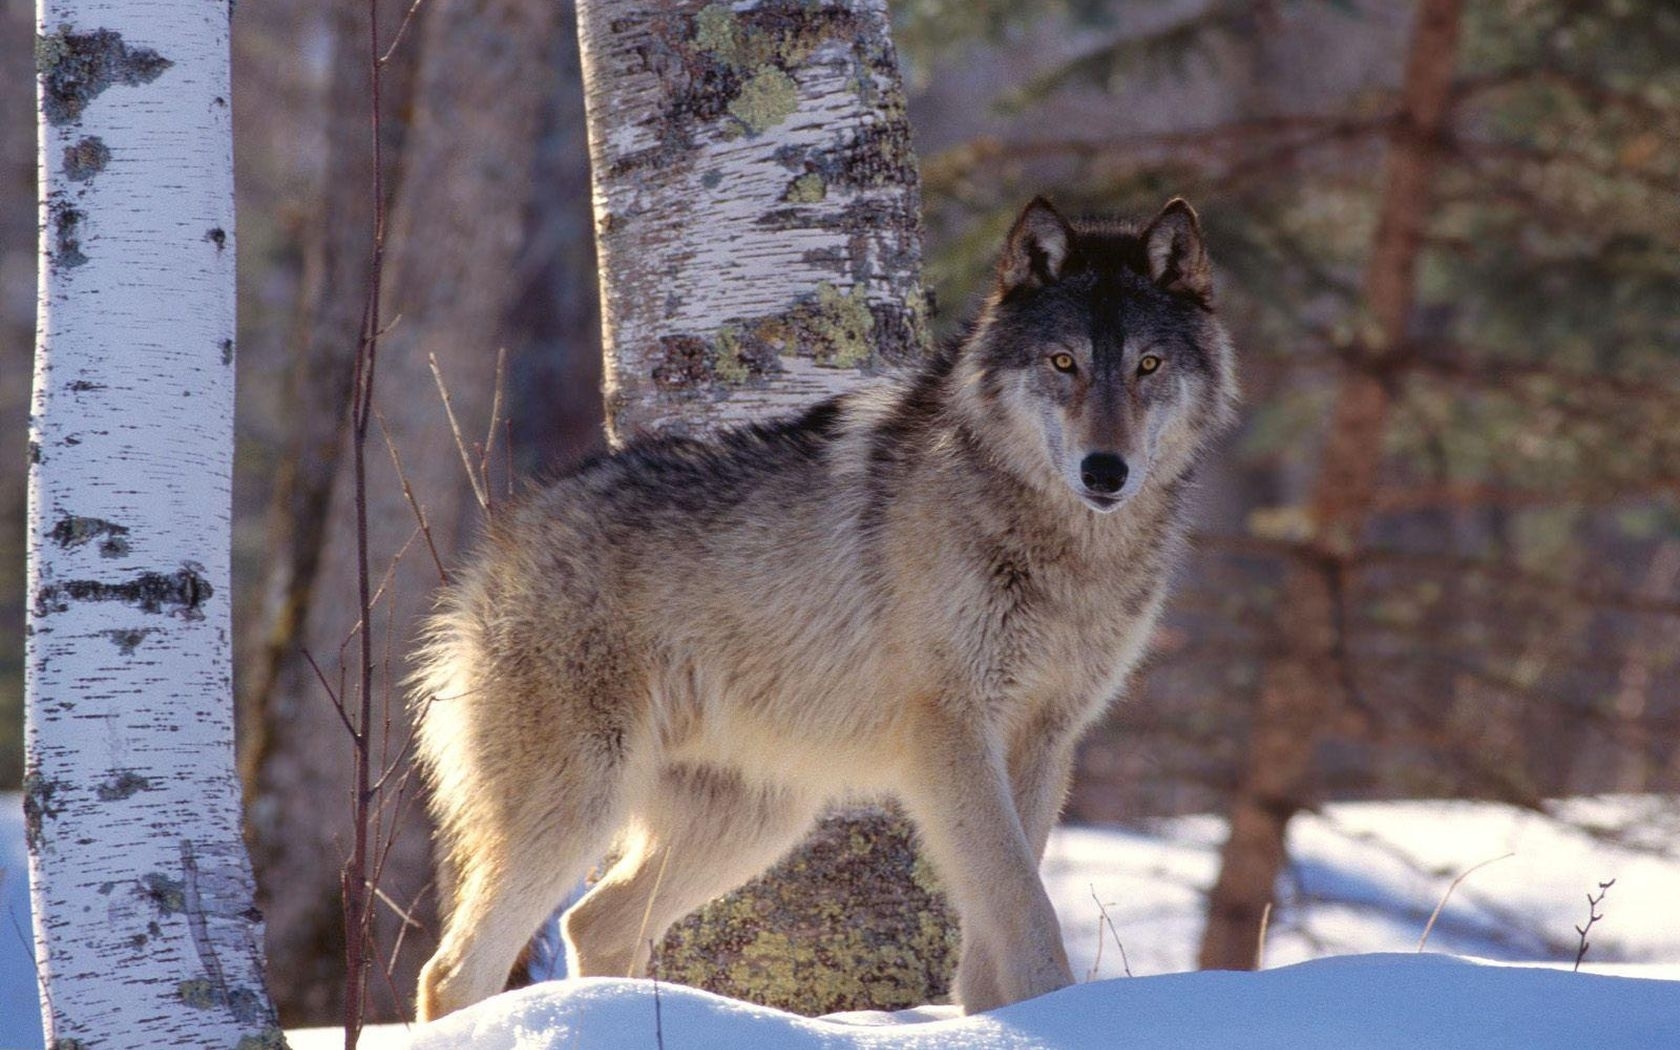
(576, 0, 956, 1013)
(27, 5, 281, 1046)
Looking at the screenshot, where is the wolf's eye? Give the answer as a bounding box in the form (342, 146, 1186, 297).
(1050, 353, 1077, 374)
(1138, 354, 1162, 376)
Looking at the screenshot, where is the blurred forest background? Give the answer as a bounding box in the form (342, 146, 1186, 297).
(4, 0, 1679, 1025)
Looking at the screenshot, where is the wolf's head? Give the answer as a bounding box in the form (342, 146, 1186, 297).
(959, 197, 1239, 513)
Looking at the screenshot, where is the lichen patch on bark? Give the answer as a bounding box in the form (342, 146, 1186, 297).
(653, 807, 956, 1014)
(651, 279, 881, 391)
(616, 2, 876, 174)
(727, 67, 799, 134)
(37, 26, 172, 126)
(63, 136, 110, 182)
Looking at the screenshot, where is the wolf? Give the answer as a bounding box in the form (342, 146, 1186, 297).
(412, 196, 1238, 1021)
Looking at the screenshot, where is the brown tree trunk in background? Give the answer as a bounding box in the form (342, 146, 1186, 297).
(503, 3, 607, 471)
(1198, 0, 1465, 970)
(241, 5, 377, 802)
(575, 0, 956, 1014)
(247, 0, 563, 1023)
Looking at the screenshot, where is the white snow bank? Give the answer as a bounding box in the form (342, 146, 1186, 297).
(405, 955, 1680, 1050)
(1047, 797, 1680, 980)
(8, 795, 1680, 1048)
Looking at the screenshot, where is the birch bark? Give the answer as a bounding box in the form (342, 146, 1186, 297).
(576, 0, 956, 1012)
(27, 4, 282, 1046)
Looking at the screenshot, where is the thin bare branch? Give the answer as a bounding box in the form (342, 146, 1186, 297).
(480, 347, 507, 512)
(379, 0, 430, 66)
(376, 410, 449, 584)
(429, 353, 491, 512)
(304, 647, 361, 743)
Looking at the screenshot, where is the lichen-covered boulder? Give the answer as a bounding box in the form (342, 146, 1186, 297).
(652, 805, 957, 1015)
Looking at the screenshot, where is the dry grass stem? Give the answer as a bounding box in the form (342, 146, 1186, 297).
(1417, 851, 1516, 952)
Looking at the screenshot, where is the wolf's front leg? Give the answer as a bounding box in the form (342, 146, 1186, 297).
(900, 707, 1073, 1013)
(1009, 715, 1082, 863)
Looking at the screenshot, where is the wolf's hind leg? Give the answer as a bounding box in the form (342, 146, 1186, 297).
(418, 781, 622, 1021)
(563, 764, 816, 977)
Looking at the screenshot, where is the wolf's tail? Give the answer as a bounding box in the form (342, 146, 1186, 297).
(407, 577, 492, 919)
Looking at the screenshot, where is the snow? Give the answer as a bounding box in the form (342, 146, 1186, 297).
(394, 954, 1680, 1050)
(5, 794, 1680, 1049)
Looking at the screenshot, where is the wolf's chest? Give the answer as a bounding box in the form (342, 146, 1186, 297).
(958, 542, 1169, 703)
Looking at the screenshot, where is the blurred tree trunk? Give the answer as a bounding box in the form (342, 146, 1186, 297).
(26, 7, 281, 1046)
(246, 0, 563, 1023)
(503, 4, 607, 472)
(240, 2, 411, 801)
(1198, 0, 1466, 971)
(576, 0, 956, 1013)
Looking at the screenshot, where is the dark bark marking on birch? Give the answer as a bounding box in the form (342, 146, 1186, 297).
(49, 514, 131, 557)
(221, 339, 235, 365)
(62, 136, 110, 181)
(34, 563, 213, 618)
(49, 197, 88, 269)
(36, 26, 172, 126)
(207, 227, 227, 251)
(23, 771, 66, 851)
(95, 770, 152, 800)
(141, 872, 187, 915)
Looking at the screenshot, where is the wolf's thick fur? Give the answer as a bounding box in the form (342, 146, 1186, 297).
(413, 197, 1237, 1020)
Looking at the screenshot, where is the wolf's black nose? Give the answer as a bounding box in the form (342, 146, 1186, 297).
(1080, 453, 1129, 495)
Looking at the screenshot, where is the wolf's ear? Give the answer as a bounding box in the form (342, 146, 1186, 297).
(998, 197, 1073, 294)
(1144, 198, 1212, 303)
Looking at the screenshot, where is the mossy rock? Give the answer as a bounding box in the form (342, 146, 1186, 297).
(653, 805, 958, 1015)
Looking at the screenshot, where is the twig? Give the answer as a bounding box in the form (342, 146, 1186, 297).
(303, 647, 359, 741)
(429, 353, 491, 511)
(1255, 901, 1272, 970)
(6, 895, 49, 1020)
(480, 347, 507, 514)
(1085, 885, 1133, 980)
(385, 879, 435, 982)
(341, 0, 395, 1037)
(379, 0, 430, 66)
(376, 410, 449, 584)
(650, 940, 666, 1050)
(629, 849, 674, 979)
(1418, 852, 1515, 951)
(1573, 879, 1615, 972)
